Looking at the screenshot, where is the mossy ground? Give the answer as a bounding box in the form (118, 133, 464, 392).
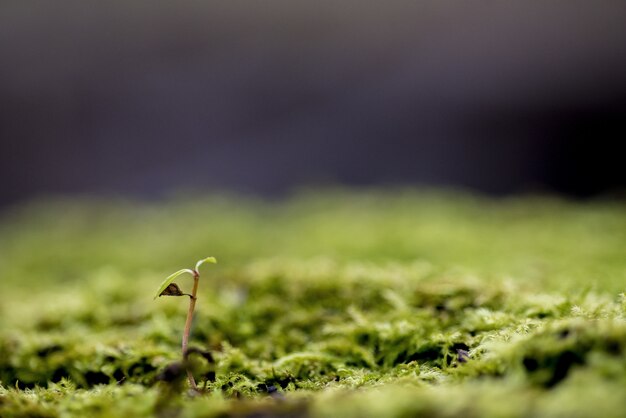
(1, 189, 625, 417)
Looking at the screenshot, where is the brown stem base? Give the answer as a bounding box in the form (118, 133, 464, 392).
(182, 271, 200, 390)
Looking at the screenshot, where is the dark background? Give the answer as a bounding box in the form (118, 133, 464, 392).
(2, 0, 626, 206)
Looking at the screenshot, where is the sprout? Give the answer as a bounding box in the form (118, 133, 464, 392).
(154, 257, 217, 391)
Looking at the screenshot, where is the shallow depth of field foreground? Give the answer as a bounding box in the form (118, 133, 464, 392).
(1, 190, 625, 418)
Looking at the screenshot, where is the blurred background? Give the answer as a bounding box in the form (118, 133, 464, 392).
(2, 0, 626, 207)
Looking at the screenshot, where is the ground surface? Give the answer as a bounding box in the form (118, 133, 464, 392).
(0, 190, 625, 417)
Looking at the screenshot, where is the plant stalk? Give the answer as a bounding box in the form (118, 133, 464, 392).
(182, 270, 200, 390)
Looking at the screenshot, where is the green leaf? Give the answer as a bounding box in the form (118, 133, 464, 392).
(154, 269, 194, 300)
(195, 256, 217, 271)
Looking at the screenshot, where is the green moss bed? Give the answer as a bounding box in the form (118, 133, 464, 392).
(1, 190, 625, 417)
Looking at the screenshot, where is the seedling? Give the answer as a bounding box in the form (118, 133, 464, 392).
(154, 256, 217, 390)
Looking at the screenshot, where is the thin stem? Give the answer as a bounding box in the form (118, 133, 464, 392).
(182, 270, 200, 390)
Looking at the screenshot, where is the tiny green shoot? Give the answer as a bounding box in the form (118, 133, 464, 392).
(154, 256, 217, 390)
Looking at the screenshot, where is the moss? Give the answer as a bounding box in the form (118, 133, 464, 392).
(1, 189, 625, 417)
